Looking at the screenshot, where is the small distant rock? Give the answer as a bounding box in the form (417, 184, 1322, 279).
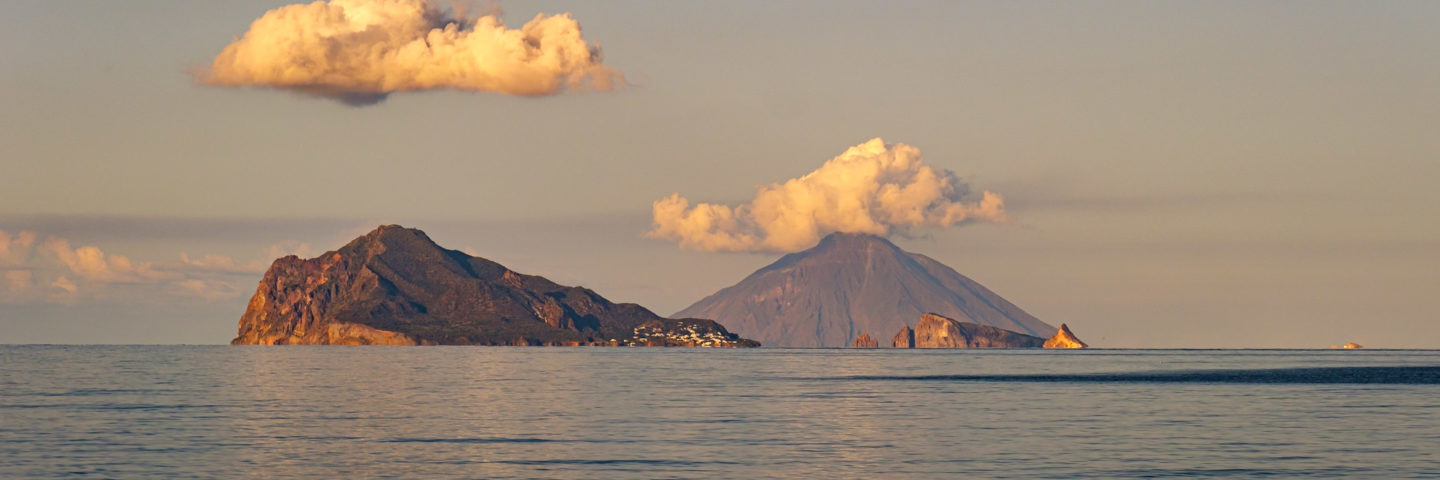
(852, 333, 879, 348)
(892, 325, 915, 349)
(1043, 324, 1088, 349)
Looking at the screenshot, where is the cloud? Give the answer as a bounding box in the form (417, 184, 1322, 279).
(175, 279, 245, 301)
(1, 231, 316, 305)
(0, 230, 37, 266)
(179, 253, 267, 274)
(50, 276, 77, 295)
(262, 240, 315, 261)
(199, 0, 624, 105)
(40, 238, 176, 284)
(5, 270, 32, 293)
(180, 241, 315, 274)
(648, 138, 1008, 253)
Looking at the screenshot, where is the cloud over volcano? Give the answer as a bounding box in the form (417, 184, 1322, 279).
(199, 0, 623, 105)
(649, 138, 1007, 253)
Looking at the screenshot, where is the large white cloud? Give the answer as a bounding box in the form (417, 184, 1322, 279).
(649, 138, 1008, 253)
(199, 0, 624, 105)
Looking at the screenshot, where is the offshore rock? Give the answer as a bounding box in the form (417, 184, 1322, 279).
(913, 313, 1046, 348)
(852, 333, 879, 348)
(892, 325, 915, 349)
(233, 225, 758, 347)
(1043, 323, 1089, 349)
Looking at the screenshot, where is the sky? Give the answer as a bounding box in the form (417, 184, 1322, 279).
(1, 0, 1437, 347)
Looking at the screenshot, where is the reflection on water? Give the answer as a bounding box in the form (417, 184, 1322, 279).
(2, 346, 1439, 479)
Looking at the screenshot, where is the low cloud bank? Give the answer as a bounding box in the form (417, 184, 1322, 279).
(0, 229, 309, 304)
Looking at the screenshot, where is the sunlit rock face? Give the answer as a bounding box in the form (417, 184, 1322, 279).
(913, 313, 1046, 349)
(892, 325, 915, 349)
(675, 233, 1054, 347)
(852, 333, 879, 348)
(1043, 323, 1089, 349)
(233, 225, 757, 347)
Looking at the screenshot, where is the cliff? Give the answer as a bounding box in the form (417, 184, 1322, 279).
(852, 333, 879, 348)
(233, 225, 758, 347)
(913, 313, 1046, 348)
(892, 325, 915, 348)
(1042, 323, 1088, 349)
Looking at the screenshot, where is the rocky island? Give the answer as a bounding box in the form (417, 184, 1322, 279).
(852, 314, 1090, 349)
(1043, 323, 1088, 349)
(232, 225, 758, 347)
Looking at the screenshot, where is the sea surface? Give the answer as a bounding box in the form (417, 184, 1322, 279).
(2, 347, 1438, 479)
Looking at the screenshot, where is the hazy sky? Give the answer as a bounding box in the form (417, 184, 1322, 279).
(1, 0, 1437, 347)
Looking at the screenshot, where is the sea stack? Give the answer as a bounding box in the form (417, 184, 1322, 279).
(913, 313, 1046, 348)
(852, 333, 879, 348)
(892, 325, 915, 349)
(1042, 323, 1089, 349)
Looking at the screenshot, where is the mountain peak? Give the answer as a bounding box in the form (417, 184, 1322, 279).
(676, 232, 1054, 347)
(339, 224, 445, 256)
(362, 224, 429, 242)
(234, 226, 758, 347)
(814, 232, 896, 250)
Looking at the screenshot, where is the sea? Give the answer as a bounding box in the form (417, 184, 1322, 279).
(2, 347, 1438, 479)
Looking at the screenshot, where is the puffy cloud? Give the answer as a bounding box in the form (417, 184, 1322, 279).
(40, 238, 176, 284)
(0, 230, 37, 266)
(199, 0, 624, 105)
(50, 276, 77, 295)
(649, 138, 1008, 253)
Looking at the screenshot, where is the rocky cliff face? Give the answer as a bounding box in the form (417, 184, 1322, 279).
(913, 313, 1046, 348)
(892, 326, 915, 348)
(852, 333, 879, 348)
(675, 233, 1053, 347)
(1042, 323, 1088, 349)
(233, 225, 758, 347)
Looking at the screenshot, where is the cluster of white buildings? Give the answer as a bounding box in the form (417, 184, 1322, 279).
(623, 323, 734, 347)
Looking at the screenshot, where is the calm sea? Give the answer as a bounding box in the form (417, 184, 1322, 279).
(2, 346, 1438, 479)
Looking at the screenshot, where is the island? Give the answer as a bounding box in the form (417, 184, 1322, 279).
(232, 225, 758, 347)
